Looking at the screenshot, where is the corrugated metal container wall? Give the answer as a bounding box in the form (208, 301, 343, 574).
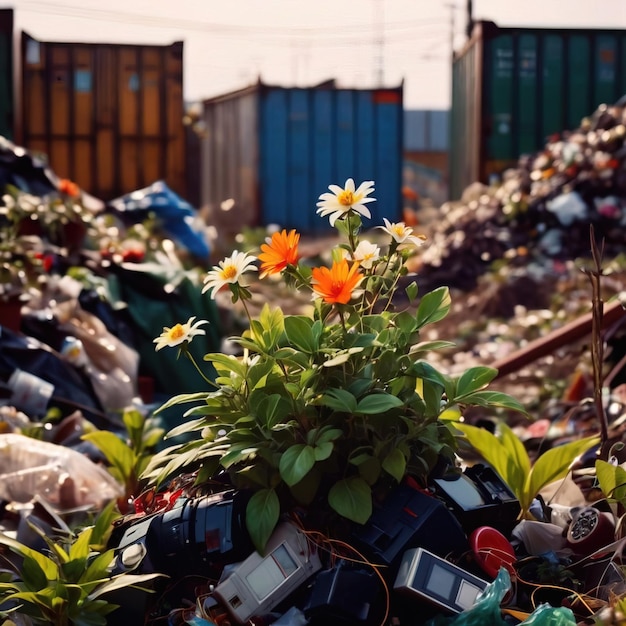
(20, 33, 186, 200)
(201, 87, 259, 231)
(404, 110, 449, 152)
(450, 21, 626, 200)
(0, 9, 14, 140)
(201, 83, 403, 235)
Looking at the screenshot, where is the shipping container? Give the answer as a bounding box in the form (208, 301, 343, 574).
(450, 21, 626, 200)
(0, 8, 14, 140)
(200, 81, 403, 235)
(20, 32, 186, 200)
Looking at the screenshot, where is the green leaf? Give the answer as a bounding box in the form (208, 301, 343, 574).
(313, 442, 333, 461)
(453, 423, 519, 495)
(81, 551, 118, 585)
(405, 281, 418, 303)
(154, 392, 210, 415)
(284, 316, 317, 353)
(68, 528, 93, 562)
(458, 391, 528, 415)
(279, 444, 316, 486)
(90, 501, 120, 548)
(323, 347, 364, 367)
(350, 454, 381, 485)
(328, 477, 372, 524)
(0, 534, 58, 579)
(164, 418, 207, 440)
(415, 286, 451, 328)
(122, 408, 144, 432)
(382, 448, 406, 483)
(21, 554, 48, 591)
(315, 427, 343, 444)
(409, 340, 456, 356)
(82, 432, 135, 480)
(596, 460, 626, 503)
(454, 367, 498, 398)
(246, 489, 280, 553)
(320, 389, 358, 414)
(255, 394, 290, 429)
(87, 573, 163, 600)
(356, 393, 404, 415)
(395, 311, 417, 334)
(526, 435, 600, 513)
(497, 422, 531, 480)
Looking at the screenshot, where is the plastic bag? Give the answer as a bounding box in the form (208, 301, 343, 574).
(0, 433, 123, 510)
(424, 568, 577, 626)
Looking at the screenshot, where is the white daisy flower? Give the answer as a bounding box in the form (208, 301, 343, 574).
(316, 178, 375, 226)
(154, 316, 208, 351)
(352, 240, 380, 269)
(202, 251, 257, 297)
(377, 218, 426, 246)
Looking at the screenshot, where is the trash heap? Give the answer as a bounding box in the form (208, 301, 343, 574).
(1, 128, 626, 626)
(417, 102, 626, 293)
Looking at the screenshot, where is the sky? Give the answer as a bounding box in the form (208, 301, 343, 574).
(7, 0, 626, 109)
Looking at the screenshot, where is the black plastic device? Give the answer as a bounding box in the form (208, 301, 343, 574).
(353, 482, 469, 577)
(394, 547, 488, 614)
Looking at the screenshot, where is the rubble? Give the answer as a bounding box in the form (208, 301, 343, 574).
(1, 101, 626, 625)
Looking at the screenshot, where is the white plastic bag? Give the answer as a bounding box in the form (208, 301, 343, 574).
(0, 433, 123, 510)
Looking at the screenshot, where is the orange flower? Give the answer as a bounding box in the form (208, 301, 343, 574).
(258, 229, 300, 278)
(311, 259, 363, 305)
(59, 178, 80, 198)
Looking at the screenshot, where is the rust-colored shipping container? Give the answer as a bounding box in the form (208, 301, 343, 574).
(20, 32, 186, 200)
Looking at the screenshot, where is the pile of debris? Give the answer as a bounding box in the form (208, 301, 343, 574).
(417, 102, 626, 293)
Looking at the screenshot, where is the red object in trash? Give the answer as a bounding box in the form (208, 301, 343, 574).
(470, 525, 517, 578)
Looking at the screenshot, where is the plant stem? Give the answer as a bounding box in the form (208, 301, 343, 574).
(587, 225, 609, 457)
(183, 348, 218, 388)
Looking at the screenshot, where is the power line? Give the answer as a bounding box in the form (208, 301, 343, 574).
(17, 1, 447, 39)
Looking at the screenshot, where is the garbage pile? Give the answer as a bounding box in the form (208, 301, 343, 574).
(417, 102, 626, 293)
(2, 130, 626, 626)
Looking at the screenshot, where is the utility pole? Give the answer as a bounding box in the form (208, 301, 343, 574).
(466, 0, 474, 39)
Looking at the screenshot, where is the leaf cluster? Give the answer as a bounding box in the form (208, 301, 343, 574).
(145, 210, 526, 551)
(455, 421, 599, 518)
(0, 503, 161, 626)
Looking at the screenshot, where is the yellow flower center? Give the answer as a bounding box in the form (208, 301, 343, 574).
(168, 324, 185, 340)
(338, 190, 355, 206)
(222, 265, 238, 280)
(392, 225, 406, 236)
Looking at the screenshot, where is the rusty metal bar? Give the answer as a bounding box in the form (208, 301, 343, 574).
(493, 299, 626, 379)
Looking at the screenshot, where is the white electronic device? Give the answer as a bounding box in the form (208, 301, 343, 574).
(213, 521, 322, 623)
(394, 547, 488, 614)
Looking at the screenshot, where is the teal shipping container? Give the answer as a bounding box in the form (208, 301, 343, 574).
(0, 8, 14, 140)
(200, 81, 403, 235)
(450, 21, 626, 200)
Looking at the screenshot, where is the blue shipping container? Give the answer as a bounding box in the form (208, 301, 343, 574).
(200, 81, 403, 235)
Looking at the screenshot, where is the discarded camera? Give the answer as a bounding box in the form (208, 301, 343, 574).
(394, 547, 488, 614)
(429, 463, 520, 535)
(109, 488, 252, 578)
(213, 521, 322, 624)
(353, 481, 469, 577)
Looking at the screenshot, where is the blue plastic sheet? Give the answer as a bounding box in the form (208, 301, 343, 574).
(110, 180, 211, 258)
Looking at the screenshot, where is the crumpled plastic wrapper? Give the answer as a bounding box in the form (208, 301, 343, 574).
(0, 433, 123, 510)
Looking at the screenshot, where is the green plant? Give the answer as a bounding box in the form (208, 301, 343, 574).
(0, 502, 162, 626)
(82, 407, 165, 512)
(454, 420, 599, 519)
(143, 178, 526, 551)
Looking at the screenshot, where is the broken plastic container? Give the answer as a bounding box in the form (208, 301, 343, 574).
(0, 433, 123, 510)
